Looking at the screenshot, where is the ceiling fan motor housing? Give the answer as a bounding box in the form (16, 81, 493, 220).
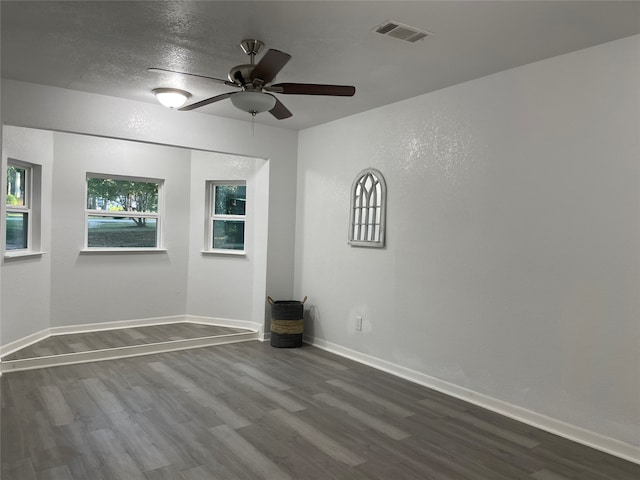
(228, 64, 258, 86)
(229, 39, 266, 86)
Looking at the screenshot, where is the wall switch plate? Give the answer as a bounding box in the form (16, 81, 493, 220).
(355, 316, 363, 331)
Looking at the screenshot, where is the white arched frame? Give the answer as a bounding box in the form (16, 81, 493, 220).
(348, 168, 386, 248)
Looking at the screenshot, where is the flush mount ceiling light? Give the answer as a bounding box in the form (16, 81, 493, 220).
(153, 88, 191, 109)
(230, 91, 276, 116)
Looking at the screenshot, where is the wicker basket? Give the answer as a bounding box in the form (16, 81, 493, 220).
(268, 296, 307, 348)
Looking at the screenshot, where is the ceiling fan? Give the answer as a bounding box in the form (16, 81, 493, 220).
(149, 39, 355, 119)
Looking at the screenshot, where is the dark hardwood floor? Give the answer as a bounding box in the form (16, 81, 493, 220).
(2, 341, 639, 479)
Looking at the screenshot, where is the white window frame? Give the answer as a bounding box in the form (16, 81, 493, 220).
(205, 181, 247, 255)
(349, 168, 387, 248)
(5, 159, 33, 254)
(84, 173, 164, 252)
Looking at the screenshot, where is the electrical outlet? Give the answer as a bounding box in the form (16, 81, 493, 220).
(355, 316, 363, 331)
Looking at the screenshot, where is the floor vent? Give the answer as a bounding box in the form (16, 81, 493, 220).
(374, 20, 432, 43)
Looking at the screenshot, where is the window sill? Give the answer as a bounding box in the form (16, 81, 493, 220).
(201, 250, 246, 257)
(4, 250, 47, 260)
(80, 248, 168, 254)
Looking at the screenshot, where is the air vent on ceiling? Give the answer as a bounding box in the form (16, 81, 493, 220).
(374, 20, 432, 43)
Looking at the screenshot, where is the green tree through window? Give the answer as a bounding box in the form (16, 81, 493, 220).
(86, 174, 162, 249)
(87, 178, 158, 226)
(208, 182, 246, 252)
(5, 163, 30, 251)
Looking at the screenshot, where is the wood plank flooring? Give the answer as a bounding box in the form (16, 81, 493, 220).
(4, 324, 250, 361)
(2, 341, 639, 480)
(1, 323, 257, 373)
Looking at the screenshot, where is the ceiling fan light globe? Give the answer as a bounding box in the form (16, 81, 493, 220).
(153, 88, 191, 109)
(231, 91, 276, 115)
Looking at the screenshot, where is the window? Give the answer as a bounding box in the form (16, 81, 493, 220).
(5, 161, 32, 251)
(349, 168, 387, 248)
(85, 174, 162, 249)
(207, 182, 246, 253)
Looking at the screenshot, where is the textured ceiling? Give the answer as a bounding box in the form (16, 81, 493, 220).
(2, 1, 639, 130)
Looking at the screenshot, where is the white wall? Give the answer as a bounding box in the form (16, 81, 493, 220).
(186, 150, 268, 328)
(1, 80, 299, 307)
(49, 133, 191, 327)
(1, 80, 298, 341)
(295, 35, 640, 452)
(1, 126, 54, 344)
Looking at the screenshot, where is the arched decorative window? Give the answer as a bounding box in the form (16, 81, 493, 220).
(349, 168, 387, 247)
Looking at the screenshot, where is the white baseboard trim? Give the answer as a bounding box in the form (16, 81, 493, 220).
(185, 315, 262, 334)
(304, 335, 640, 465)
(49, 315, 187, 336)
(1, 328, 52, 358)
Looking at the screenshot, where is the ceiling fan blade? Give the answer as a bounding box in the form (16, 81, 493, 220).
(179, 92, 234, 111)
(269, 83, 356, 96)
(269, 96, 292, 120)
(148, 67, 236, 87)
(250, 49, 291, 84)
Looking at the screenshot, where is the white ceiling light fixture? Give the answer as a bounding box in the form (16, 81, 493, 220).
(153, 88, 191, 109)
(230, 91, 276, 116)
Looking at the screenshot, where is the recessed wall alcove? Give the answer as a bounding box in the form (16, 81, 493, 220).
(1, 125, 270, 353)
